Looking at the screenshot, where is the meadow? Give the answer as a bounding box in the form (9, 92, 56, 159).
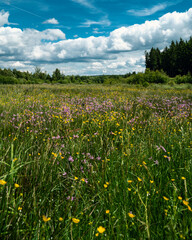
(0, 84, 191, 239)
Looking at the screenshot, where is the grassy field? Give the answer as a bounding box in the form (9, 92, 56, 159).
(0, 84, 191, 239)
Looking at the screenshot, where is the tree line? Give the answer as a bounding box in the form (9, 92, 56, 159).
(145, 37, 192, 77)
(0, 67, 134, 84)
(0, 37, 192, 85)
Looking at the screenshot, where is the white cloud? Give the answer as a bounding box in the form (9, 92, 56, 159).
(0, 8, 192, 75)
(12, 61, 26, 68)
(71, 0, 96, 10)
(80, 17, 111, 27)
(0, 10, 9, 26)
(43, 18, 59, 24)
(127, 3, 168, 16)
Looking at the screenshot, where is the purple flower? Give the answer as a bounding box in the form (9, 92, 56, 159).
(154, 160, 159, 165)
(160, 145, 167, 152)
(74, 135, 79, 138)
(68, 156, 74, 162)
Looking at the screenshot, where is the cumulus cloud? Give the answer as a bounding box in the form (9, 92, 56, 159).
(43, 18, 59, 24)
(0, 10, 9, 26)
(12, 61, 26, 68)
(0, 8, 192, 74)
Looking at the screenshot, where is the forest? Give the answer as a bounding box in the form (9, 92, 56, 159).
(145, 37, 192, 77)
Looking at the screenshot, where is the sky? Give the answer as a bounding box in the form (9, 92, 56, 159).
(0, 0, 192, 75)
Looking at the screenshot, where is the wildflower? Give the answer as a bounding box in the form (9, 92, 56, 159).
(106, 210, 110, 214)
(181, 177, 186, 180)
(127, 180, 132, 183)
(43, 215, 51, 222)
(106, 182, 109, 185)
(88, 222, 93, 225)
(154, 160, 159, 165)
(59, 217, 63, 221)
(13, 158, 17, 162)
(72, 218, 80, 223)
(188, 205, 192, 212)
(74, 177, 78, 180)
(163, 196, 169, 201)
(178, 196, 182, 200)
(183, 200, 189, 206)
(97, 226, 106, 233)
(128, 212, 135, 218)
(128, 188, 131, 191)
(18, 207, 22, 210)
(104, 184, 108, 188)
(138, 177, 142, 182)
(180, 234, 186, 239)
(95, 233, 99, 237)
(0, 180, 7, 185)
(68, 156, 74, 162)
(171, 179, 175, 181)
(150, 180, 154, 183)
(15, 183, 20, 188)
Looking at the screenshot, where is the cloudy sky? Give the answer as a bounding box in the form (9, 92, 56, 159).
(0, 0, 192, 75)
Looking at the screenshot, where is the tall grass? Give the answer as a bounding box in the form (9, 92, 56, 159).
(0, 84, 191, 239)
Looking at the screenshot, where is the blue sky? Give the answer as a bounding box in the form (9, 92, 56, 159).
(0, 0, 192, 75)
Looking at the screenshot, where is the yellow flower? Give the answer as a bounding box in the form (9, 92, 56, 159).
(171, 179, 175, 182)
(180, 234, 186, 239)
(188, 205, 192, 212)
(150, 180, 154, 183)
(127, 180, 133, 183)
(104, 184, 108, 188)
(183, 200, 189, 206)
(178, 196, 182, 200)
(181, 177, 186, 180)
(74, 177, 78, 180)
(163, 196, 169, 201)
(95, 233, 99, 237)
(72, 218, 80, 223)
(97, 226, 105, 233)
(128, 212, 135, 218)
(106, 182, 109, 185)
(88, 222, 93, 225)
(138, 177, 142, 182)
(43, 215, 51, 222)
(14, 183, 20, 188)
(59, 217, 63, 221)
(0, 180, 7, 185)
(18, 207, 22, 210)
(128, 188, 131, 191)
(106, 210, 110, 214)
